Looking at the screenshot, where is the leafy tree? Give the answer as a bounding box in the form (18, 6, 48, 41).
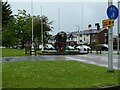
(2, 9, 53, 49)
(14, 9, 32, 49)
(2, 18, 18, 47)
(2, 1, 13, 26)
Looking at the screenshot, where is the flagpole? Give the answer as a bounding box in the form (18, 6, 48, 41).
(58, 8, 60, 32)
(41, 6, 44, 51)
(31, 0, 34, 49)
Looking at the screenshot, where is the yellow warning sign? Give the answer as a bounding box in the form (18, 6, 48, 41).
(102, 19, 114, 28)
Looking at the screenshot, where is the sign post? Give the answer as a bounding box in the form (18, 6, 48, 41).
(102, 19, 114, 28)
(107, 0, 119, 71)
(117, 1, 120, 54)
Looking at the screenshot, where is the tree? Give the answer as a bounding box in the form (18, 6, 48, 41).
(2, 18, 18, 47)
(2, 9, 53, 49)
(14, 9, 32, 49)
(2, 1, 13, 26)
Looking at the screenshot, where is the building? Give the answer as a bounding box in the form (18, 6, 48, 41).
(67, 28, 108, 45)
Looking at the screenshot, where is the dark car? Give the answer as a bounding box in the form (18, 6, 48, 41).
(97, 44, 108, 51)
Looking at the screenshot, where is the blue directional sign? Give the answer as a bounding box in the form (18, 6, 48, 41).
(107, 5, 119, 20)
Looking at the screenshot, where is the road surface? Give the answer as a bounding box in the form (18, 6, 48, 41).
(2, 54, 120, 70)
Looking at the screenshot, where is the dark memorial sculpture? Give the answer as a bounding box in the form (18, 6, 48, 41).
(55, 31, 67, 52)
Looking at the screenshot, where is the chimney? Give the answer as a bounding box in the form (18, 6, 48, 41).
(95, 23, 100, 30)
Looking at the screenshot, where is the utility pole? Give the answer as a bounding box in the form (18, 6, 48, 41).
(108, 0, 113, 71)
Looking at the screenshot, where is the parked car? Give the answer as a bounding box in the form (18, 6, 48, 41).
(39, 44, 55, 50)
(82, 45, 91, 51)
(74, 45, 84, 51)
(74, 45, 91, 51)
(65, 45, 75, 50)
(39, 45, 43, 50)
(97, 44, 108, 51)
(44, 44, 55, 50)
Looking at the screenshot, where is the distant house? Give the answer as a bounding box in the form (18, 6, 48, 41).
(67, 31, 78, 45)
(89, 28, 108, 44)
(67, 28, 108, 45)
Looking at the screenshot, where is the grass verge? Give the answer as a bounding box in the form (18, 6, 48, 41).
(2, 60, 119, 88)
(2, 48, 29, 57)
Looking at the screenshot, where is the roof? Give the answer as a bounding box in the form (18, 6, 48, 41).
(67, 31, 78, 38)
(68, 28, 108, 36)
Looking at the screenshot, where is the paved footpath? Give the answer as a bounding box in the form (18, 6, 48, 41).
(1, 54, 120, 70)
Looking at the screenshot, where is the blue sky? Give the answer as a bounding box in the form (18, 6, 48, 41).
(6, 0, 119, 35)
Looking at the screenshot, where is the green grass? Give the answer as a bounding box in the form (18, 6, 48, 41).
(2, 60, 119, 88)
(2, 48, 29, 57)
(0, 62, 1, 89)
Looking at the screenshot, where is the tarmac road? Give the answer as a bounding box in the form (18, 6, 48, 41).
(2, 53, 120, 70)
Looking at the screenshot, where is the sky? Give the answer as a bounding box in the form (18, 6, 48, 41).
(4, 0, 120, 35)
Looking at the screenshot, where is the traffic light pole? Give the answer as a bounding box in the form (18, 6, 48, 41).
(108, 0, 113, 71)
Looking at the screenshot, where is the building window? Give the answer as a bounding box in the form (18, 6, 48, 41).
(80, 40, 82, 42)
(84, 38, 85, 41)
(105, 38, 107, 42)
(92, 39, 95, 42)
(105, 33, 107, 37)
(71, 38, 73, 41)
(80, 34, 82, 37)
(86, 34, 89, 36)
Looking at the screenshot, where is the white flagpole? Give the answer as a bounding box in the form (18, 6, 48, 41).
(41, 6, 44, 51)
(31, 0, 34, 49)
(58, 8, 60, 32)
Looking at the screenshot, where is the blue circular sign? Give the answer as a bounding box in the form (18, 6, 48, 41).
(107, 5, 119, 20)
